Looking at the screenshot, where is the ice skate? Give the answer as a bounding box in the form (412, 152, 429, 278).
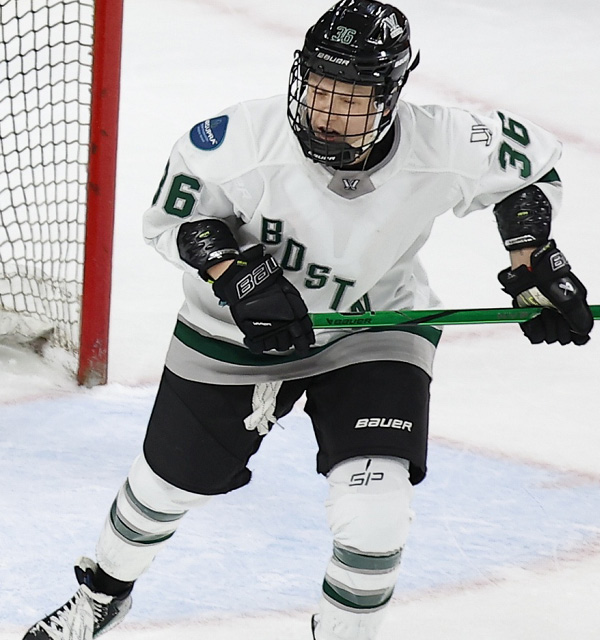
(311, 614, 319, 640)
(22, 557, 133, 640)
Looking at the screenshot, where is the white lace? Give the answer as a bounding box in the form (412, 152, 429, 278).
(36, 589, 94, 640)
(243, 381, 282, 436)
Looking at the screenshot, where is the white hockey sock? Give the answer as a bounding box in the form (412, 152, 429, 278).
(96, 454, 210, 581)
(315, 457, 413, 640)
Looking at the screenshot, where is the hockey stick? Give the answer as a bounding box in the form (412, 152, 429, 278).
(310, 305, 600, 328)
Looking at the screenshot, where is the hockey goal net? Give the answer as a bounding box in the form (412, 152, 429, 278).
(0, 0, 123, 386)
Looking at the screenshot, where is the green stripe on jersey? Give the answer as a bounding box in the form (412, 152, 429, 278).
(537, 168, 561, 183)
(173, 321, 441, 366)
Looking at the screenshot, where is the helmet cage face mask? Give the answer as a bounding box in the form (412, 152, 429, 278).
(287, 54, 399, 168)
(287, 0, 415, 169)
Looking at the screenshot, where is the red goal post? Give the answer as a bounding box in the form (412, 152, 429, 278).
(0, 0, 124, 387)
(79, 0, 124, 386)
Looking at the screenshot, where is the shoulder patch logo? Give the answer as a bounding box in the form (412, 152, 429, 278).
(190, 116, 229, 150)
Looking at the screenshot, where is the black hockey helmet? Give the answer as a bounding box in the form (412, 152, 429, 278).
(288, 0, 418, 168)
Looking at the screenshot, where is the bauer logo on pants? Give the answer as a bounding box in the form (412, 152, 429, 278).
(354, 418, 413, 431)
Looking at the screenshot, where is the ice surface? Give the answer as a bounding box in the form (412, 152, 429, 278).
(1, 0, 600, 638)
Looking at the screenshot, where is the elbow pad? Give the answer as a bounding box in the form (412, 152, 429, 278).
(494, 184, 552, 250)
(176, 219, 240, 280)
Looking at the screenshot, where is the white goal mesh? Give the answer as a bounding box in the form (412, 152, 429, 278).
(0, 0, 95, 357)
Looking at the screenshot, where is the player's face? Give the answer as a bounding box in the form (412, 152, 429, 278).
(306, 73, 381, 150)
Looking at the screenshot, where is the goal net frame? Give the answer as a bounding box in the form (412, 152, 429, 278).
(0, 0, 124, 386)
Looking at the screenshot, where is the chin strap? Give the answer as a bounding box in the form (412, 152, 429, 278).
(409, 50, 421, 73)
(397, 50, 420, 93)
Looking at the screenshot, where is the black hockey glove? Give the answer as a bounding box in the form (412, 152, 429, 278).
(498, 240, 593, 345)
(212, 245, 315, 355)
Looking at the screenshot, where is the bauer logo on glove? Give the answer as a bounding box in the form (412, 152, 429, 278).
(236, 256, 280, 299)
(550, 251, 567, 271)
(212, 245, 315, 355)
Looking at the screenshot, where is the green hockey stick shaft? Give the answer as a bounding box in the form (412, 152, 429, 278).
(310, 305, 600, 328)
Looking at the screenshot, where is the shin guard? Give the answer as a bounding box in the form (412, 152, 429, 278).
(315, 457, 413, 640)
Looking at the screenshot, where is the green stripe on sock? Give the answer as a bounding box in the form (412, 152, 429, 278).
(333, 544, 402, 571)
(323, 578, 393, 610)
(124, 479, 187, 523)
(110, 501, 175, 545)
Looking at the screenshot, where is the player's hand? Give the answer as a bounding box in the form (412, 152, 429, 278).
(212, 245, 315, 355)
(498, 240, 593, 345)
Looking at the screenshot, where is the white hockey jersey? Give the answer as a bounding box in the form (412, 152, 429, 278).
(143, 95, 562, 384)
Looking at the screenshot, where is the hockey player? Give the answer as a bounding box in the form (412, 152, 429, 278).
(22, 1, 593, 639)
